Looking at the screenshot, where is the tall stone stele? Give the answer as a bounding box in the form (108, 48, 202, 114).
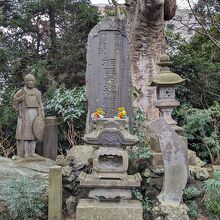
(13, 73, 45, 158)
(76, 17, 143, 220)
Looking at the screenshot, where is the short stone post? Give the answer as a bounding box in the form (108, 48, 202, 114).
(43, 116, 58, 160)
(48, 165, 62, 220)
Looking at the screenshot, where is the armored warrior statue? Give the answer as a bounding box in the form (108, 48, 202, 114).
(13, 73, 45, 158)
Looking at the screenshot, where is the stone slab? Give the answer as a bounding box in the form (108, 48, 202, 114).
(43, 116, 58, 161)
(148, 118, 188, 206)
(76, 199, 143, 220)
(79, 172, 141, 188)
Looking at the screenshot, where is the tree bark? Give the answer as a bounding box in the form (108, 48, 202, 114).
(126, 0, 176, 121)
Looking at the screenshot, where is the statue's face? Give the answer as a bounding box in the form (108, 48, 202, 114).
(25, 79, 35, 88)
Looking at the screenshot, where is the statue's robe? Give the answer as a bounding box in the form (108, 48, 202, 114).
(13, 86, 44, 140)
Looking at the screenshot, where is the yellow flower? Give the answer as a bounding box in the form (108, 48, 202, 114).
(121, 110, 127, 116)
(117, 107, 125, 112)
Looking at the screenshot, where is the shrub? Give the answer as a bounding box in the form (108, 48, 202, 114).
(175, 102, 220, 163)
(0, 175, 46, 220)
(203, 171, 220, 215)
(187, 201, 200, 218)
(45, 85, 86, 127)
(45, 85, 87, 149)
(183, 186, 202, 200)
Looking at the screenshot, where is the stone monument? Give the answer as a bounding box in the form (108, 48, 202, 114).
(76, 17, 143, 220)
(13, 73, 45, 158)
(85, 16, 133, 132)
(148, 118, 188, 207)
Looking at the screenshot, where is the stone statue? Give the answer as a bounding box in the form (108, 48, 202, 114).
(13, 73, 45, 158)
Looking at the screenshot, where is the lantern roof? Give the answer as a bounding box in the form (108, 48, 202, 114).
(151, 54, 185, 86)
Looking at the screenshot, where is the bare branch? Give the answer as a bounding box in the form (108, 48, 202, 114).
(206, 4, 220, 33)
(182, 0, 220, 49)
(174, 16, 220, 48)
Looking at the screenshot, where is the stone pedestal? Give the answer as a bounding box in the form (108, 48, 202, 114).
(76, 199, 143, 220)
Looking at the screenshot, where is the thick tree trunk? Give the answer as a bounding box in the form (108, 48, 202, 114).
(126, 0, 176, 121)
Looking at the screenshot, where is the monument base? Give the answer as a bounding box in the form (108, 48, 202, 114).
(76, 199, 143, 220)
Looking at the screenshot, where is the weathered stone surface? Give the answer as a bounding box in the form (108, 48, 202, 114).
(43, 116, 58, 161)
(76, 199, 143, 220)
(93, 146, 128, 174)
(152, 203, 189, 220)
(79, 172, 141, 188)
(148, 118, 188, 206)
(48, 165, 62, 220)
(0, 156, 55, 183)
(66, 145, 95, 166)
(84, 118, 138, 146)
(86, 17, 133, 132)
(62, 165, 73, 177)
(56, 154, 70, 167)
(150, 135, 161, 152)
(65, 195, 77, 216)
(150, 152, 164, 166)
(189, 166, 209, 181)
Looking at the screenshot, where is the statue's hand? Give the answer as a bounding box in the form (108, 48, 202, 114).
(16, 95, 25, 102)
(41, 111, 45, 119)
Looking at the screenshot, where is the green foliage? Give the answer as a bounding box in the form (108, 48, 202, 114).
(175, 102, 220, 163)
(103, 5, 126, 18)
(183, 186, 202, 200)
(45, 86, 87, 150)
(203, 171, 220, 215)
(0, 0, 100, 89)
(45, 86, 86, 127)
(131, 108, 152, 159)
(0, 86, 17, 153)
(0, 175, 46, 220)
(169, 29, 220, 108)
(187, 201, 200, 218)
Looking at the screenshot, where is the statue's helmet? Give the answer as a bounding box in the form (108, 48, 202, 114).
(24, 73, 35, 81)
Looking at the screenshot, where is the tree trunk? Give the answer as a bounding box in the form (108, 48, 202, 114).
(126, 0, 176, 121)
(48, 4, 56, 59)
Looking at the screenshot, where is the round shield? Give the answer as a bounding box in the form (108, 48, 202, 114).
(33, 116, 45, 141)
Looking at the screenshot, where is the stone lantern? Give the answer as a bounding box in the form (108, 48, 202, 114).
(149, 54, 186, 166)
(151, 54, 185, 134)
